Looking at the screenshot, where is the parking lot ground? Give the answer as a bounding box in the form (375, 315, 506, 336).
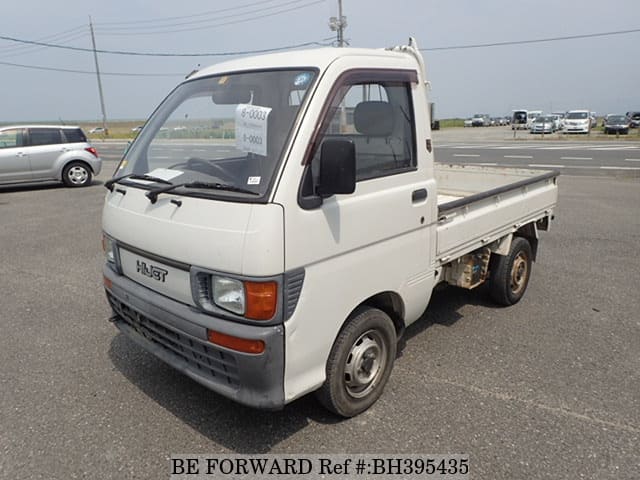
(1, 165, 639, 479)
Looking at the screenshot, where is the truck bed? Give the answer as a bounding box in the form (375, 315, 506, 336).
(435, 164, 559, 264)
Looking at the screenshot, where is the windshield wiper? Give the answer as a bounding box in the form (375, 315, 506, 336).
(104, 173, 173, 191)
(145, 181, 260, 204)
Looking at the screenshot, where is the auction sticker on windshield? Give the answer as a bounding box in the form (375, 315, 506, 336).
(235, 104, 272, 156)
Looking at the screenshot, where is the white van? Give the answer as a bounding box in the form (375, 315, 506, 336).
(511, 110, 528, 130)
(564, 110, 591, 134)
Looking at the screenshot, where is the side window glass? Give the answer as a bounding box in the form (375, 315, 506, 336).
(289, 89, 307, 106)
(313, 79, 416, 182)
(62, 128, 87, 143)
(0, 129, 23, 149)
(29, 128, 62, 147)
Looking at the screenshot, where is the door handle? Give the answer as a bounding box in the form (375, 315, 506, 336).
(16, 152, 27, 157)
(412, 188, 428, 203)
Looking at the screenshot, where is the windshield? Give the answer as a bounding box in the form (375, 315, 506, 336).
(607, 116, 627, 123)
(567, 112, 588, 119)
(513, 111, 526, 122)
(115, 69, 317, 201)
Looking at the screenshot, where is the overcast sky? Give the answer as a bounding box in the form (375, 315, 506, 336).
(1, 0, 638, 122)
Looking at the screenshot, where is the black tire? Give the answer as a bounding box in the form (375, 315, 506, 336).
(62, 161, 92, 187)
(488, 237, 533, 306)
(315, 307, 397, 417)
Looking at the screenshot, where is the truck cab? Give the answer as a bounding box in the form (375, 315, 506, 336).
(103, 40, 558, 417)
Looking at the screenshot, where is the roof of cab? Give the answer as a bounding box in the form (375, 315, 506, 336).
(189, 46, 416, 80)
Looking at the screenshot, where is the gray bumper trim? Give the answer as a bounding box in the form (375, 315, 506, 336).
(104, 267, 285, 410)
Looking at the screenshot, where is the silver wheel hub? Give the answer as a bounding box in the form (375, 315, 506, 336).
(68, 166, 88, 185)
(344, 330, 387, 399)
(510, 252, 528, 295)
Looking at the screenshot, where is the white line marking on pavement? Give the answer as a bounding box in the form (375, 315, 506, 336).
(600, 166, 640, 170)
(477, 163, 498, 166)
(561, 156, 592, 160)
(504, 155, 532, 159)
(530, 164, 564, 168)
(625, 158, 640, 162)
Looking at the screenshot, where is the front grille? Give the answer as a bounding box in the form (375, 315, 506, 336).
(107, 292, 239, 387)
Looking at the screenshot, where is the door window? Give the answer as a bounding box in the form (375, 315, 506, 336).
(28, 128, 62, 146)
(0, 129, 24, 149)
(310, 71, 417, 182)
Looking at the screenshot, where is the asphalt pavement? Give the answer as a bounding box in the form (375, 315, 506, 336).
(1, 130, 639, 479)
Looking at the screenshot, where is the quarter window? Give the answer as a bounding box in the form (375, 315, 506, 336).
(62, 128, 87, 143)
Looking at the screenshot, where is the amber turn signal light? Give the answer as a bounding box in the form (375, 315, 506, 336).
(244, 281, 277, 320)
(207, 330, 265, 354)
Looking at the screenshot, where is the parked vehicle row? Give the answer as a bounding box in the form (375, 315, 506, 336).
(507, 109, 638, 135)
(464, 115, 510, 127)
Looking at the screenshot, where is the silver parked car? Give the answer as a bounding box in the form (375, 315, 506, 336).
(530, 115, 556, 134)
(0, 125, 101, 187)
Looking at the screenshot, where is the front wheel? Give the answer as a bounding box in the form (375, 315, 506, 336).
(62, 161, 92, 187)
(488, 237, 533, 306)
(315, 307, 397, 417)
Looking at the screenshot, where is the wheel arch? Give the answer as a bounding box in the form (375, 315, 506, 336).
(60, 159, 94, 187)
(59, 158, 94, 181)
(348, 291, 406, 338)
(515, 222, 539, 261)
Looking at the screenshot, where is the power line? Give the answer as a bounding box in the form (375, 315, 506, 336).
(421, 28, 640, 51)
(95, 0, 314, 32)
(94, 0, 289, 26)
(0, 27, 86, 55)
(2, 27, 637, 59)
(0, 34, 333, 57)
(0, 36, 335, 77)
(94, 0, 325, 36)
(0, 32, 88, 59)
(0, 59, 182, 77)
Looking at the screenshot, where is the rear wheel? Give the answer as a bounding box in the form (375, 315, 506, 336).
(488, 237, 533, 306)
(315, 307, 397, 417)
(62, 161, 92, 187)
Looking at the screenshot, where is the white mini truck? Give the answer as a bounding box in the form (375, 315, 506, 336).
(102, 40, 559, 417)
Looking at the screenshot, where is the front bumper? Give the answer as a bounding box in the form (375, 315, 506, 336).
(104, 267, 286, 409)
(564, 124, 590, 133)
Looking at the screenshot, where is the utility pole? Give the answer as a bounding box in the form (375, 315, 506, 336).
(329, 0, 347, 47)
(89, 16, 108, 135)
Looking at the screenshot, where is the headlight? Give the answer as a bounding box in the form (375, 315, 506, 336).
(102, 234, 116, 265)
(213, 277, 245, 315)
(197, 274, 278, 320)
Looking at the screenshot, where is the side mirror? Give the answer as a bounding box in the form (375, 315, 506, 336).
(316, 139, 356, 198)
